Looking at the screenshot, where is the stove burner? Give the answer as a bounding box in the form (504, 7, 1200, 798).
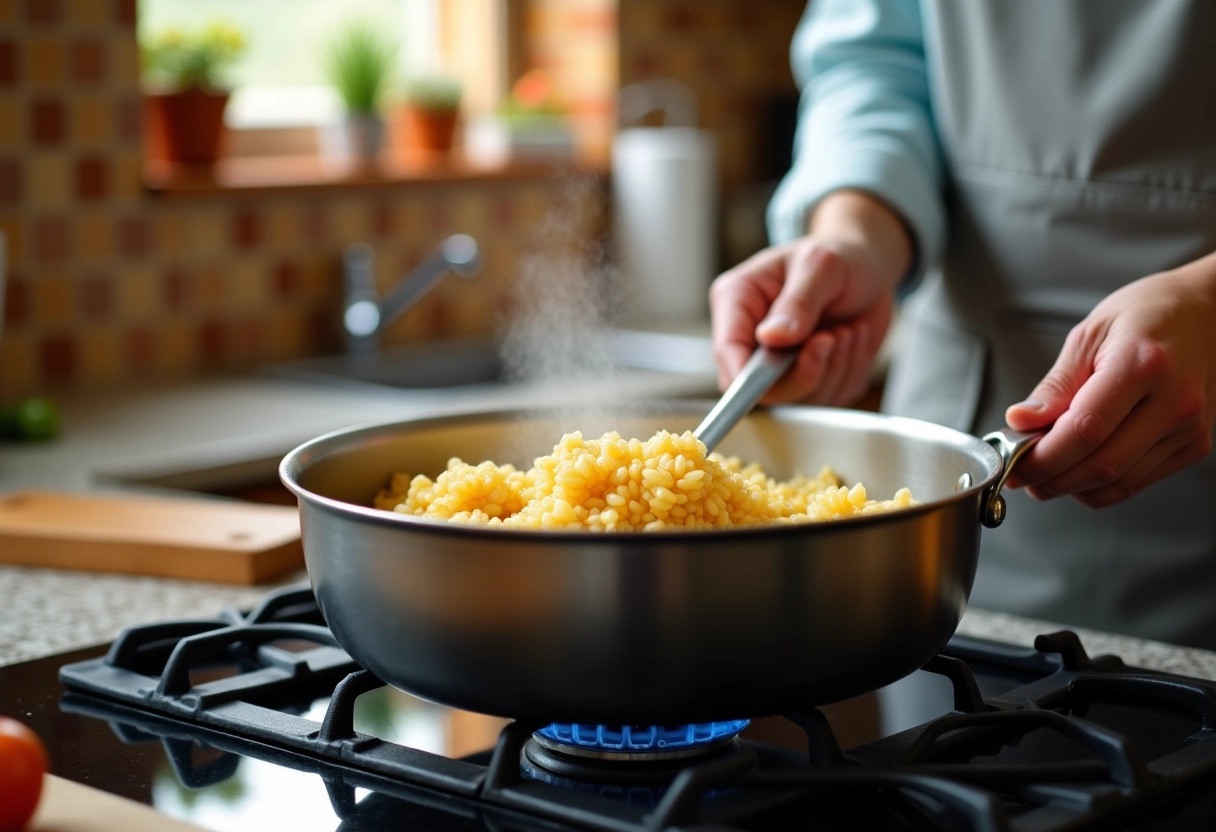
(49, 584, 1216, 832)
(523, 732, 754, 788)
(534, 721, 750, 761)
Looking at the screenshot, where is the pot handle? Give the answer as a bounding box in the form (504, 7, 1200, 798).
(980, 430, 1044, 528)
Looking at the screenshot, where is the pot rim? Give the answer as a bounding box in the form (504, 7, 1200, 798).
(279, 402, 1005, 542)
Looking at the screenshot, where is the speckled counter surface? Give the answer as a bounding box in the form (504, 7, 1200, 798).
(0, 564, 307, 666)
(3, 368, 1216, 682)
(952, 609, 1216, 679)
(6, 560, 1216, 682)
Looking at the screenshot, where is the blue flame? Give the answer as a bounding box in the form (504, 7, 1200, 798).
(536, 721, 750, 752)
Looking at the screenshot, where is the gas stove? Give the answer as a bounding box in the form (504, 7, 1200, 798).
(7, 583, 1216, 831)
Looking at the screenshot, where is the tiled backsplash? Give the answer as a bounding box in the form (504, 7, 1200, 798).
(0, 0, 611, 398)
(4, 179, 606, 392)
(1, 0, 803, 398)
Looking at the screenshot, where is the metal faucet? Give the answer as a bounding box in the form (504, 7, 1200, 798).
(342, 234, 482, 355)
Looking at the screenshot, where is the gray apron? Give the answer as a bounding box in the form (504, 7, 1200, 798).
(881, 0, 1216, 648)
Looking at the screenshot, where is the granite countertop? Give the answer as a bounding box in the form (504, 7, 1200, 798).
(3, 361, 1216, 681)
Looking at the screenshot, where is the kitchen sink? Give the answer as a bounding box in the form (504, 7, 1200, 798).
(266, 337, 505, 389)
(99, 329, 719, 507)
(263, 329, 718, 391)
(96, 449, 298, 505)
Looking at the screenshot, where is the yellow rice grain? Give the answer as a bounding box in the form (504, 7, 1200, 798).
(373, 430, 917, 531)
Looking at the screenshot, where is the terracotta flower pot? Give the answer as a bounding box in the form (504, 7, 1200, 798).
(399, 106, 459, 153)
(144, 89, 231, 165)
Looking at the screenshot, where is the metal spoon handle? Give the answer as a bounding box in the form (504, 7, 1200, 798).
(694, 346, 798, 453)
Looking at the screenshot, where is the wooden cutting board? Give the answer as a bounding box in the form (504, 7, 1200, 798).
(0, 490, 303, 585)
(31, 774, 210, 831)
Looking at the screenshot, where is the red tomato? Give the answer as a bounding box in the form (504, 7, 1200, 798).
(0, 716, 47, 832)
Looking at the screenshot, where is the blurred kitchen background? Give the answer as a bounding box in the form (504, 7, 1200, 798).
(0, 0, 804, 400)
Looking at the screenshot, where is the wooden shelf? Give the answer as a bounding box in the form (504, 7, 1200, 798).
(143, 151, 607, 197)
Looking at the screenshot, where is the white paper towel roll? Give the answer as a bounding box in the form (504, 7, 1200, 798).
(612, 126, 718, 326)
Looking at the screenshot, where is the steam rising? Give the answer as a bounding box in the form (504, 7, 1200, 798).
(491, 175, 666, 465)
(498, 176, 623, 397)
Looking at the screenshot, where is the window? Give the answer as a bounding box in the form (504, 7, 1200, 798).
(137, 0, 507, 131)
(138, 0, 615, 190)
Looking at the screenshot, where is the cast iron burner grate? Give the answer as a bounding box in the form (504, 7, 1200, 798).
(57, 584, 1216, 832)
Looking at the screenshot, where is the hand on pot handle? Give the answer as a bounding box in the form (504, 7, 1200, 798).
(1002, 253, 1216, 508)
(980, 430, 1044, 528)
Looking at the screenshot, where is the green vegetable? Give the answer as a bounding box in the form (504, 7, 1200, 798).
(0, 397, 61, 441)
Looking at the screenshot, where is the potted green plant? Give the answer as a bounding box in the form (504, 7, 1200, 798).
(141, 22, 246, 166)
(321, 21, 397, 166)
(395, 73, 463, 154)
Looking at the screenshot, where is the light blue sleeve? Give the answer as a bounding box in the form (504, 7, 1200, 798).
(767, 0, 944, 279)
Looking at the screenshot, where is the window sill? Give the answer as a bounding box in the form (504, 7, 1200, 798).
(142, 150, 607, 198)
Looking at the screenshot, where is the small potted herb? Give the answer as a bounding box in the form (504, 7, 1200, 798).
(141, 21, 247, 165)
(322, 21, 397, 166)
(397, 73, 463, 153)
(465, 69, 575, 164)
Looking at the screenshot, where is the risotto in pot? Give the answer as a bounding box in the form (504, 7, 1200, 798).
(374, 429, 916, 532)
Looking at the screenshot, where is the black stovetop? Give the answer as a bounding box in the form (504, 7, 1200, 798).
(6, 584, 1216, 832)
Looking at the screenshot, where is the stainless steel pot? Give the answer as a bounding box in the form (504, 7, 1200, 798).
(279, 403, 1036, 724)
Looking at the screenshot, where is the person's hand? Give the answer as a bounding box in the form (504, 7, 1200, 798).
(1005, 252, 1216, 508)
(709, 190, 912, 405)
